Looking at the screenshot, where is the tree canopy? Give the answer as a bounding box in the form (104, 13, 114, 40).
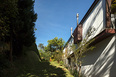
(45, 37, 65, 52)
(13, 0, 37, 55)
(38, 43, 44, 50)
(0, 0, 37, 59)
(0, 0, 18, 41)
(42, 37, 65, 62)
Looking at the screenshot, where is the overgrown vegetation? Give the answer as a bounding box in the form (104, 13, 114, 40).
(38, 37, 65, 62)
(111, 0, 116, 14)
(69, 27, 96, 77)
(39, 49, 52, 61)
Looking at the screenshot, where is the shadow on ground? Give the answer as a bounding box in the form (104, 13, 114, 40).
(17, 61, 66, 77)
(0, 51, 68, 77)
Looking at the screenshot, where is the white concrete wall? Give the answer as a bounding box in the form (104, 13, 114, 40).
(82, 0, 106, 39)
(63, 37, 78, 66)
(111, 14, 116, 29)
(63, 37, 74, 65)
(81, 34, 116, 77)
(67, 38, 74, 55)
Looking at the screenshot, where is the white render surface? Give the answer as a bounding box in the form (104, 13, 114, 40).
(66, 37, 74, 55)
(81, 34, 116, 77)
(82, 0, 106, 39)
(63, 0, 116, 76)
(63, 37, 74, 65)
(111, 14, 116, 29)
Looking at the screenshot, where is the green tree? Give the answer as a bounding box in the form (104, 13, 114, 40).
(46, 37, 65, 52)
(0, 0, 18, 61)
(45, 37, 65, 61)
(0, 0, 37, 61)
(0, 0, 18, 40)
(39, 49, 51, 61)
(71, 27, 95, 77)
(13, 0, 37, 55)
(38, 43, 44, 50)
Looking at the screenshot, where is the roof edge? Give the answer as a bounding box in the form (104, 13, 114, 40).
(80, 0, 100, 24)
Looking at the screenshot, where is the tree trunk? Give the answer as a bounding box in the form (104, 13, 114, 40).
(79, 67, 81, 77)
(76, 65, 78, 73)
(10, 33, 13, 62)
(79, 62, 82, 77)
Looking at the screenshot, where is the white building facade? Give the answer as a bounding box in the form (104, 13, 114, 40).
(63, 0, 116, 77)
(63, 36, 75, 67)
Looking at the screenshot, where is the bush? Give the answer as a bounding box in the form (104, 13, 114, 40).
(39, 50, 51, 61)
(59, 61, 64, 66)
(72, 69, 78, 77)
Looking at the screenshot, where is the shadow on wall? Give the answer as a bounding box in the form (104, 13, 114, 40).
(110, 34, 116, 77)
(81, 34, 116, 77)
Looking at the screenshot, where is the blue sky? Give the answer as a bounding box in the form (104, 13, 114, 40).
(34, 0, 94, 46)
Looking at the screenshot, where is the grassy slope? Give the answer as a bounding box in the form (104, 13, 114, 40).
(13, 51, 73, 77)
(50, 61, 74, 77)
(15, 51, 73, 77)
(1, 51, 41, 77)
(1, 47, 73, 77)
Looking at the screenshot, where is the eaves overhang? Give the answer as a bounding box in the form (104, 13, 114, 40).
(90, 28, 116, 46)
(67, 28, 115, 59)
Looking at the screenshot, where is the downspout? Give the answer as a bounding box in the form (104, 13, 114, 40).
(106, 0, 111, 28)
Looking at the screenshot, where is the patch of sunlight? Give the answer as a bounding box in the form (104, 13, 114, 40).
(44, 73, 57, 77)
(28, 75, 39, 77)
(42, 69, 47, 73)
(17, 73, 39, 77)
(50, 61, 74, 77)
